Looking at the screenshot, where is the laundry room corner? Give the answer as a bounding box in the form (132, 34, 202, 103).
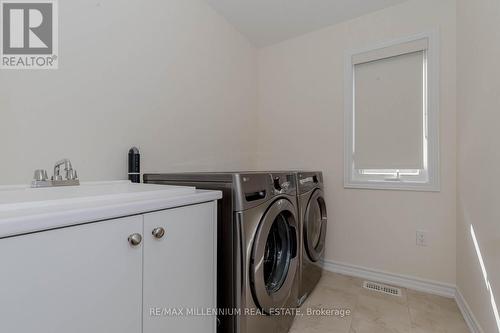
(254, 0, 458, 287)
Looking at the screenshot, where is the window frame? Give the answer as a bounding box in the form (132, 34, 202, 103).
(344, 32, 440, 191)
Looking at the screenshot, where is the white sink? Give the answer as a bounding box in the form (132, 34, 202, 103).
(0, 179, 221, 240)
(0, 181, 196, 212)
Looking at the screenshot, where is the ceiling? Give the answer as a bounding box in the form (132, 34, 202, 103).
(204, 0, 409, 47)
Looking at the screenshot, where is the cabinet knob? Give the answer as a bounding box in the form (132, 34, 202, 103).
(128, 233, 142, 246)
(152, 227, 165, 239)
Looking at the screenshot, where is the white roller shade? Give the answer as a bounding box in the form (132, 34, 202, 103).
(354, 50, 425, 170)
(352, 38, 428, 65)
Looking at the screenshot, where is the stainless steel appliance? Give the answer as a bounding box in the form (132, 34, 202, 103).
(295, 171, 327, 305)
(143, 172, 299, 333)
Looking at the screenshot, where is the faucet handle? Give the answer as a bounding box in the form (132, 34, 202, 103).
(33, 169, 48, 181)
(67, 169, 78, 180)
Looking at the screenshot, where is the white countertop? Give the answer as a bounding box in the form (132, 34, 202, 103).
(0, 181, 221, 238)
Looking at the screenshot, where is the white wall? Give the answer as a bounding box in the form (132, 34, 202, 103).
(0, 0, 257, 185)
(456, 0, 500, 331)
(257, 0, 457, 284)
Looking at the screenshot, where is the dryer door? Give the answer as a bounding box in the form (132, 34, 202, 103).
(251, 198, 298, 314)
(304, 189, 327, 262)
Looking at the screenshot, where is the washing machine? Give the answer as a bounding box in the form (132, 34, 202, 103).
(143, 172, 299, 333)
(296, 171, 328, 305)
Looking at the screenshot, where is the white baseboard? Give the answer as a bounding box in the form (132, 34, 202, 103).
(322, 259, 485, 333)
(322, 259, 456, 297)
(455, 288, 485, 333)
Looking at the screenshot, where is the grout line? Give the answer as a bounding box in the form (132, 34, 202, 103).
(347, 288, 359, 333)
(406, 291, 413, 333)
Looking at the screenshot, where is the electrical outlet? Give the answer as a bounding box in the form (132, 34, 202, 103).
(416, 230, 428, 247)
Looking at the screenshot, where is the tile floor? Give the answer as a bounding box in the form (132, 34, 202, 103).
(290, 271, 470, 333)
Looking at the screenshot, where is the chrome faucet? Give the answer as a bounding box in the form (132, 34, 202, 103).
(31, 158, 80, 188)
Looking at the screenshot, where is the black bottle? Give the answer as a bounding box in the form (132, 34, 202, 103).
(128, 147, 140, 183)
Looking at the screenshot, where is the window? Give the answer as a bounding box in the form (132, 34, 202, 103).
(344, 33, 439, 191)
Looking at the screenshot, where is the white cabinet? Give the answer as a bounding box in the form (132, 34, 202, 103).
(143, 202, 217, 332)
(0, 215, 143, 333)
(0, 201, 217, 333)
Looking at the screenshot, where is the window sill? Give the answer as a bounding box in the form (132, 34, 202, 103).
(344, 179, 440, 192)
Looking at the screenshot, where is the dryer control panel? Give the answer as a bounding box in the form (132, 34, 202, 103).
(297, 171, 323, 194)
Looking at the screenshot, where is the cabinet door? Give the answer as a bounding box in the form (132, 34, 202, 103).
(143, 202, 217, 333)
(0, 216, 143, 333)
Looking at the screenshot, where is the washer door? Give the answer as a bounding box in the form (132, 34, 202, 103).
(251, 198, 298, 314)
(304, 189, 327, 262)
